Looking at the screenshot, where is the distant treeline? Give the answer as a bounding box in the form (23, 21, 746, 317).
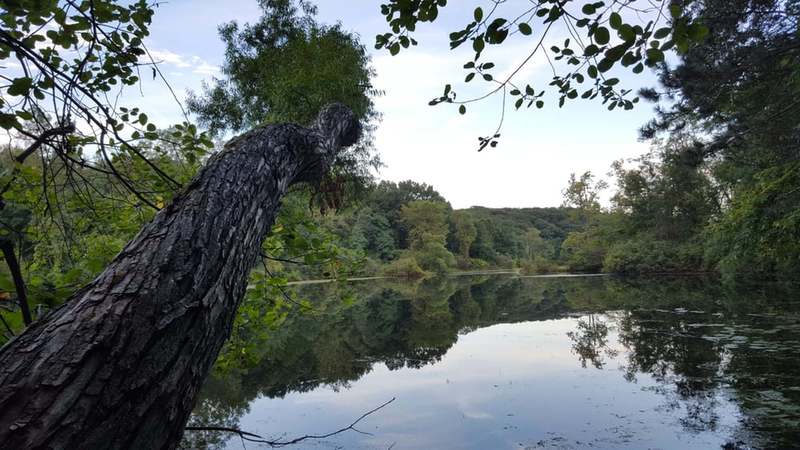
(266, 180, 580, 279)
(270, 153, 799, 281)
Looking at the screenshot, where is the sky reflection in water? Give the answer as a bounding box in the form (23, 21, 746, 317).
(187, 275, 800, 449)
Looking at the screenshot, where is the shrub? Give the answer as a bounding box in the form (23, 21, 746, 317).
(383, 256, 426, 278)
(520, 257, 559, 275)
(413, 242, 455, 274)
(603, 237, 703, 274)
(560, 230, 607, 272)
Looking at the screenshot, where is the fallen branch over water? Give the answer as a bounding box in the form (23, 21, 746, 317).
(184, 397, 396, 447)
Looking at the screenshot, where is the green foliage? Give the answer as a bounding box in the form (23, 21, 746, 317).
(187, 0, 381, 200)
(602, 236, 703, 274)
(400, 200, 450, 250)
(562, 171, 607, 213)
(375, 0, 710, 148)
(449, 210, 476, 258)
(0, 0, 214, 209)
(560, 229, 607, 272)
(398, 200, 456, 274)
(523, 227, 551, 260)
(610, 146, 717, 241)
(705, 163, 800, 279)
(0, 141, 194, 314)
(189, 0, 376, 131)
(383, 256, 426, 278)
(0, 0, 153, 129)
(519, 256, 559, 275)
(411, 241, 455, 275)
(460, 206, 577, 264)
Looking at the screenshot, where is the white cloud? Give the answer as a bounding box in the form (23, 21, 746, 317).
(191, 59, 220, 76)
(148, 48, 192, 68)
(146, 49, 219, 75)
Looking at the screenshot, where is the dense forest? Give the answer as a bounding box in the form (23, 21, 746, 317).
(0, 0, 798, 341)
(0, 0, 798, 448)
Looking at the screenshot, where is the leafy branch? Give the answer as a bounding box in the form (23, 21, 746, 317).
(376, 0, 710, 149)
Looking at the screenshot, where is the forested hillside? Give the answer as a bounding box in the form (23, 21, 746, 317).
(274, 182, 583, 279)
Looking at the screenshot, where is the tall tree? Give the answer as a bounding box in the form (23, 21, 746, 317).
(638, 0, 799, 276)
(188, 0, 380, 203)
(0, 104, 360, 450)
(401, 200, 450, 250)
(562, 171, 608, 213)
(450, 210, 477, 259)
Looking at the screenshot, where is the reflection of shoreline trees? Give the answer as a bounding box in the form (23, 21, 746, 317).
(188, 276, 800, 448)
(187, 275, 579, 445)
(565, 280, 800, 448)
(615, 309, 730, 435)
(567, 314, 618, 369)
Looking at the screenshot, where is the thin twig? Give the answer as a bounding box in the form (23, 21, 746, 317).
(184, 397, 396, 447)
(0, 312, 15, 337)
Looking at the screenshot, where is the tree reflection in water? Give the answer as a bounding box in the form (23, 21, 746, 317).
(185, 275, 800, 449)
(566, 313, 618, 369)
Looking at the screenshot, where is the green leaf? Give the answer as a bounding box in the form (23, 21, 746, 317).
(654, 27, 671, 39)
(7, 77, 33, 97)
(459, 104, 466, 114)
(597, 58, 613, 72)
(518, 23, 532, 36)
(646, 48, 665, 63)
(605, 44, 626, 61)
(594, 27, 610, 45)
(473, 36, 485, 53)
(0, 113, 19, 130)
(474, 7, 483, 22)
(485, 19, 508, 44)
(609, 12, 622, 29)
(618, 24, 636, 42)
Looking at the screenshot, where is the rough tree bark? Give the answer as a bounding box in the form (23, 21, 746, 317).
(0, 104, 360, 450)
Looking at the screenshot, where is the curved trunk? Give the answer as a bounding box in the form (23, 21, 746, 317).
(0, 104, 360, 450)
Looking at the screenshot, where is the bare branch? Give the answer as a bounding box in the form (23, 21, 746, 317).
(184, 397, 397, 447)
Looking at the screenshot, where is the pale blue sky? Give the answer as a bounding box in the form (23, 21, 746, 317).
(128, 0, 661, 208)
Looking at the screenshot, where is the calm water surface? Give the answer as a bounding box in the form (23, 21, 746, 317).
(186, 275, 800, 449)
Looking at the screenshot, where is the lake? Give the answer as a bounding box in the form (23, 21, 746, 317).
(185, 275, 800, 449)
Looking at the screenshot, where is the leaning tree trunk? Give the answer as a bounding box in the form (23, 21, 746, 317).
(0, 104, 360, 450)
